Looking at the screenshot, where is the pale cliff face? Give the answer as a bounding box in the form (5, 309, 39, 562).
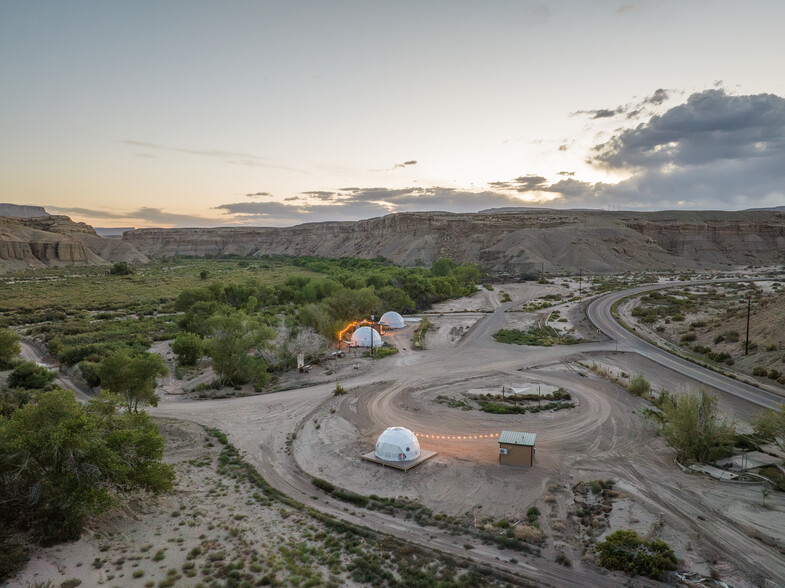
(0, 215, 148, 271)
(122, 210, 785, 273)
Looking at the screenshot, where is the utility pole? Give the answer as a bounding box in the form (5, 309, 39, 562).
(745, 294, 751, 356)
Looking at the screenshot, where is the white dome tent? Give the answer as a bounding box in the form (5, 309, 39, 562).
(375, 427, 421, 462)
(350, 326, 381, 347)
(379, 311, 405, 329)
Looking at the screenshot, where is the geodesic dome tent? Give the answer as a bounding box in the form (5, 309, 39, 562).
(375, 427, 421, 462)
(379, 311, 405, 329)
(350, 326, 381, 347)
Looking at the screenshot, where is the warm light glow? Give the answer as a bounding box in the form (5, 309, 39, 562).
(336, 319, 381, 341)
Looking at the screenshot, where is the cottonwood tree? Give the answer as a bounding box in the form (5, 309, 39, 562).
(661, 389, 734, 462)
(97, 350, 168, 412)
(0, 389, 174, 544)
(205, 312, 275, 385)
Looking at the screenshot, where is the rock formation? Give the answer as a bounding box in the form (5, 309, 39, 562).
(123, 209, 785, 273)
(0, 214, 148, 271)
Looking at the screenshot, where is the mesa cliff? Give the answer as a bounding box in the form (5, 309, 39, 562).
(0, 214, 148, 271)
(122, 209, 785, 273)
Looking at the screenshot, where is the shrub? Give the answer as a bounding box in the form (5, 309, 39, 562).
(311, 477, 335, 493)
(512, 525, 543, 545)
(0, 537, 30, 582)
(8, 361, 56, 389)
(171, 332, 203, 366)
(596, 529, 677, 579)
(725, 330, 740, 342)
(680, 333, 697, 343)
(108, 262, 133, 276)
(332, 489, 369, 507)
(753, 366, 767, 377)
(0, 328, 20, 369)
(628, 375, 651, 396)
(333, 383, 347, 396)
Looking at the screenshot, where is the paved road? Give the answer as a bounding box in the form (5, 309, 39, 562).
(586, 282, 785, 410)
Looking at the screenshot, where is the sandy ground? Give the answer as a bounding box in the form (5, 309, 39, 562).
(14, 281, 785, 588)
(13, 420, 386, 588)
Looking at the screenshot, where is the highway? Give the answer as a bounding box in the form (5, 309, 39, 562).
(586, 282, 785, 410)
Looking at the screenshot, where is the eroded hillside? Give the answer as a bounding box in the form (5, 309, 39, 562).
(123, 209, 785, 273)
(0, 215, 148, 271)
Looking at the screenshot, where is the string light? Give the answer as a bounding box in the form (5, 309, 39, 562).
(411, 431, 499, 441)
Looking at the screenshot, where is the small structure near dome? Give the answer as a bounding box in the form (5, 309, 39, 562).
(498, 430, 536, 467)
(350, 326, 381, 347)
(362, 426, 438, 471)
(379, 311, 405, 329)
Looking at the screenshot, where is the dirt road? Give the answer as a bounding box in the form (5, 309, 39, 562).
(151, 286, 784, 587)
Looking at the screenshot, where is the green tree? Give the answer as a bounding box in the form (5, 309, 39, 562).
(322, 287, 381, 323)
(661, 390, 734, 462)
(97, 351, 168, 412)
(453, 263, 481, 287)
(376, 286, 416, 314)
(171, 333, 204, 366)
(8, 361, 56, 389)
(753, 404, 785, 450)
(0, 328, 20, 368)
(431, 257, 458, 277)
(596, 530, 677, 579)
(205, 312, 275, 385)
(0, 388, 34, 417)
(0, 389, 173, 545)
(178, 300, 223, 336)
(628, 374, 651, 396)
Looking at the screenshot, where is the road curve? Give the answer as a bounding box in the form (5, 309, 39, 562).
(586, 282, 784, 410)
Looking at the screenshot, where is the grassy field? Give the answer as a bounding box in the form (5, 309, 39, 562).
(0, 258, 312, 321)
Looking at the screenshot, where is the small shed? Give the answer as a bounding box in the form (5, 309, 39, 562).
(498, 431, 536, 467)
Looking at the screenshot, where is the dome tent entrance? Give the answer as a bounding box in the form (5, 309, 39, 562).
(350, 326, 381, 347)
(375, 427, 421, 462)
(379, 311, 405, 329)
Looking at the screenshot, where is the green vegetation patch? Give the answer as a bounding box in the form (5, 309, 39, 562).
(493, 327, 581, 346)
(596, 529, 677, 580)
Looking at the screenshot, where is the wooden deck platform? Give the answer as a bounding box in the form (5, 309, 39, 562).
(361, 449, 438, 471)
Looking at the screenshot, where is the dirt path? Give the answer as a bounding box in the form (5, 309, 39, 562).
(21, 281, 784, 587)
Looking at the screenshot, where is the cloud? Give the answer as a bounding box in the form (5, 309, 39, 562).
(486, 89, 785, 210)
(592, 89, 785, 170)
(642, 88, 669, 106)
(245, 192, 271, 198)
(300, 190, 337, 201)
(556, 171, 575, 176)
(119, 140, 305, 173)
(215, 186, 534, 225)
(488, 175, 548, 192)
(47, 206, 217, 227)
(572, 107, 625, 119)
(371, 160, 419, 172)
(572, 88, 671, 121)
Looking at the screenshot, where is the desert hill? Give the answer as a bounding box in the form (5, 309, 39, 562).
(123, 209, 785, 274)
(0, 213, 148, 271)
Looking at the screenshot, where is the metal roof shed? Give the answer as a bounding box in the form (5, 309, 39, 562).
(498, 430, 536, 467)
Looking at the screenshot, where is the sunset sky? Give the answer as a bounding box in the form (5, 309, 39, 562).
(2, 1, 784, 228)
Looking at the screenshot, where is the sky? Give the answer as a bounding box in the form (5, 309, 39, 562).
(1, 1, 784, 228)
